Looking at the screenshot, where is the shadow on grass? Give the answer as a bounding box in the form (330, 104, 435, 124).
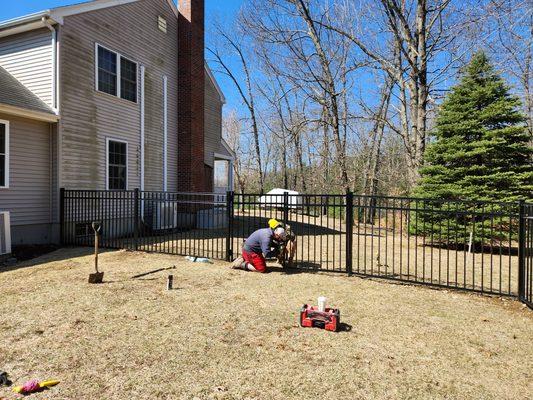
(265, 262, 325, 274)
(338, 322, 353, 332)
(0, 246, 102, 274)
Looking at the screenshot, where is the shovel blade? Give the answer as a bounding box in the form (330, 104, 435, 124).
(88, 272, 104, 284)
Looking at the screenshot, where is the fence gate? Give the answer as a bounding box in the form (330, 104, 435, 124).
(520, 203, 533, 308)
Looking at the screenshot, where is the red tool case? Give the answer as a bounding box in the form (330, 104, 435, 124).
(299, 304, 340, 332)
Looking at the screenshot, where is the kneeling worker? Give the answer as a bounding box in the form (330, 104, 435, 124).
(232, 226, 287, 273)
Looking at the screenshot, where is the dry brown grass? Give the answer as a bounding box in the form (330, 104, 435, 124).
(135, 208, 519, 295)
(0, 248, 531, 400)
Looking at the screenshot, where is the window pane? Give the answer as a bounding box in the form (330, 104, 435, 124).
(0, 154, 4, 187)
(98, 46, 117, 95)
(0, 124, 5, 154)
(0, 124, 5, 187)
(108, 140, 127, 190)
(120, 57, 137, 102)
(214, 160, 229, 188)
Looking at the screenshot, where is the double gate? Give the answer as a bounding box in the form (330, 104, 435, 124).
(61, 189, 532, 307)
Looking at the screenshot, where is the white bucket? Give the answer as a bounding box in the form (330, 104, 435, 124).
(318, 296, 327, 312)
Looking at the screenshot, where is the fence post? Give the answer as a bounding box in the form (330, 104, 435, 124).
(59, 188, 65, 245)
(134, 188, 140, 251)
(518, 200, 525, 301)
(283, 191, 289, 225)
(346, 192, 354, 276)
(226, 191, 234, 262)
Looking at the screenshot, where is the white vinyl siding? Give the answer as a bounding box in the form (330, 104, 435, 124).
(0, 29, 54, 108)
(95, 43, 138, 103)
(60, 0, 179, 191)
(0, 120, 9, 188)
(204, 74, 223, 168)
(0, 113, 52, 227)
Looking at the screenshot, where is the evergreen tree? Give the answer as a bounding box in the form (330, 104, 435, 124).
(412, 52, 532, 244)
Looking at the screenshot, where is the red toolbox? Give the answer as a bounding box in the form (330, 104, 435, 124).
(299, 304, 340, 332)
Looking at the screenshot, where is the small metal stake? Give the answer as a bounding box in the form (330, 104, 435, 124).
(167, 274, 173, 290)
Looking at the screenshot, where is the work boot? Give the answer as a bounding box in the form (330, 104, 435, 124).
(231, 256, 245, 269)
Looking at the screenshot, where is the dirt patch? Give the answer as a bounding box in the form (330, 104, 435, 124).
(0, 248, 531, 399)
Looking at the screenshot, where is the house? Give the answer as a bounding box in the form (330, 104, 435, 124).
(0, 0, 234, 246)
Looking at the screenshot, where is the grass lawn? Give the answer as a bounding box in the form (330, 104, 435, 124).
(0, 248, 531, 399)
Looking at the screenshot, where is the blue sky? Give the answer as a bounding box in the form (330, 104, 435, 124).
(0, 0, 243, 111)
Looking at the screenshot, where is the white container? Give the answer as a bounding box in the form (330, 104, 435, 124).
(318, 296, 327, 312)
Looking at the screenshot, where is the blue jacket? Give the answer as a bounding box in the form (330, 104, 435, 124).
(244, 228, 278, 257)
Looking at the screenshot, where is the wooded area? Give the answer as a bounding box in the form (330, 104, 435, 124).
(208, 0, 532, 199)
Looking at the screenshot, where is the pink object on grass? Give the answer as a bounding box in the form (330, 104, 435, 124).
(21, 379, 40, 393)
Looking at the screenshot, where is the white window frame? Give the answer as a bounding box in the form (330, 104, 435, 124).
(0, 119, 9, 189)
(95, 43, 139, 103)
(106, 137, 128, 190)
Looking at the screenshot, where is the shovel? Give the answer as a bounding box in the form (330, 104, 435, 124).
(88, 221, 104, 284)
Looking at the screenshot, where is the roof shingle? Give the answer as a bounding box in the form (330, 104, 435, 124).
(0, 66, 56, 115)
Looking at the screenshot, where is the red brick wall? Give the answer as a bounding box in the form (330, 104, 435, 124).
(178, 0, 206, 192)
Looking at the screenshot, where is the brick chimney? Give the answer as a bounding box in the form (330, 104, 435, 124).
(178, 0, 205, 192)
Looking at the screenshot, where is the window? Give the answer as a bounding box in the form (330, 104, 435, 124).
(96, 44, 137, 102)
(97, 46, 117, 96)
(214, 160, 229, 189)
(75, 222, 92, 238)
(120, 57, 137, 102)
(0, 121, 9, 188)
(107, 139, 127, 190)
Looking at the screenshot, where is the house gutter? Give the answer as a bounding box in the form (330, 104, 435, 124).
(0, 104, 59, 123)
(42, 17, 59, 114)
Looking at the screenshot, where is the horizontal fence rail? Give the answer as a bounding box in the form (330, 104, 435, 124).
(60, 189, 532, 305)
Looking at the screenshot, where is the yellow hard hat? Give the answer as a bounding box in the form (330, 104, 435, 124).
(268, 218, 281, 229)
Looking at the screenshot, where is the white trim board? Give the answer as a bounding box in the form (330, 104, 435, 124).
(50, 0, 141, 25)
(214, 152, 233, 161)
(0, 104, 59, 123)
(0, 119, 9, 189)
(0, 0, 179, 37)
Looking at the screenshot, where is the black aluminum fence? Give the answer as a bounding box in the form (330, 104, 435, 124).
(61, 189, 228, 260)
(521, 204, 533, 308)
(60, 189, 532, 305)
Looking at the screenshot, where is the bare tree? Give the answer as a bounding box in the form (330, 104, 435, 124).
(242, 0, 358, 192)
(223, 110, 248, 194)
(485, 0, 532, 138)
(207, 25, 265, 192)
(317, 0, 462, 185)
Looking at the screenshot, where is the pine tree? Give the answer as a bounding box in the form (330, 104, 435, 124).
(412, 52, 532, 244)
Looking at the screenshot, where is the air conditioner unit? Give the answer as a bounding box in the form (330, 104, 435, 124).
(151, 202, 178, 230)
(0, 211, 12, 255)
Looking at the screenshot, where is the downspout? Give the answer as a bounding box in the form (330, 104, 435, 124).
(163, 75, 168, 191)
(43, 17, 59, 242)
(42, 17, 58, 114)
(140, 65, 145, 191)
(229, 159, 234, 192)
